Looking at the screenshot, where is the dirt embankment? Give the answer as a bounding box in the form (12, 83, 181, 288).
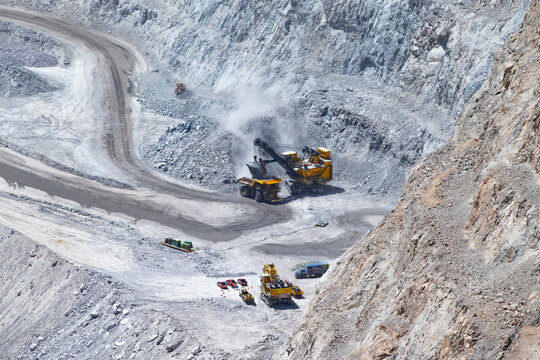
(276, 0, 540, 358)
(0, 226, 221, 360)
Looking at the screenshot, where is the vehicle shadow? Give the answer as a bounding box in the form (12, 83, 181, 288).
(271, 300, 300, 310)
(276, 184, 345, 204)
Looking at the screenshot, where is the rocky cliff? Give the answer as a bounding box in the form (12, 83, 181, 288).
(4, 0, 527, 198)
(278, 1, 540, 358)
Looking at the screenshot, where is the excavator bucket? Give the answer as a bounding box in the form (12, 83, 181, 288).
(246, 162, 268, 179)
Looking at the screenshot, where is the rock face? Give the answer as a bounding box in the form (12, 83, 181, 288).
(7, 0, 528, 198)
(138, 0, 527, 197)
(277, 1, 540, 359)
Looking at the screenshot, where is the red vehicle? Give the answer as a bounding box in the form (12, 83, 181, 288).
(237, 278, 248, 287)
(225, 279, 238, 288)
(217, 281, 228, 290)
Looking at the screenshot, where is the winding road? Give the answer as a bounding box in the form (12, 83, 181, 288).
(0, 6, 289, 241)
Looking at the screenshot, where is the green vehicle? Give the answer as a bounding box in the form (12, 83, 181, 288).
(161, 238, 194, 252)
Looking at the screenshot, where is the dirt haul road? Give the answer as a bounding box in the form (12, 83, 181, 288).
(0, 6, 289, 241)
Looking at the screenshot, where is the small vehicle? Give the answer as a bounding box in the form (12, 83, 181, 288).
(290, 284, 303, 297)
(237, 278, 248, 287)
(175, 82, 186, 95)
(217, 281, 228, 290)
(239, 288, 255, 304)
(161, 238, 194, 252)
(225, 279, 238, 288)
(315, 220, 329, 227)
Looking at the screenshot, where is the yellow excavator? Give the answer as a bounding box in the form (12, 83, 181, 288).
(237, 138, 332, 200)
(260, 263, 292, 307)
(252, 138, 332, 195)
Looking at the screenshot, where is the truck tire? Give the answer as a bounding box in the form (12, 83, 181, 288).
(240, 186, 251, 197)
(261, 293, 272, 306)
(255, 191, 264, 202)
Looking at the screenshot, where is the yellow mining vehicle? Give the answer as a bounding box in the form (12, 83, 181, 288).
(236, 177, 282, 203)
(260, 263, 292, 306)
(253, 138, 332, 194)
(290, 284, 303, 297)
(239, 288, 255, 304)
(175, 82, 186, 95)
(263, 263, 279, 278)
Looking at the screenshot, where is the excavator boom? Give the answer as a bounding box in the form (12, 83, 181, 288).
(253, 138, 332, 191)
(254, 138, 300, 180)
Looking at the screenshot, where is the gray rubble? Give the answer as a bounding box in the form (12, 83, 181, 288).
(0, 20, 62, 97)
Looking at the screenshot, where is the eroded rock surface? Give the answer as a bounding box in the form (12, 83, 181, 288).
(5, 0, 528, 197)
(278, 1, 540, 358)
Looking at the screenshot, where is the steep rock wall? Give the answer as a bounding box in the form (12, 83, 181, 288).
(2, 0, 528, 198)
(277, 0, 540, 358)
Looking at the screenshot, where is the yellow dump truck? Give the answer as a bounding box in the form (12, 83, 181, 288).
(236, 177, 282, 203)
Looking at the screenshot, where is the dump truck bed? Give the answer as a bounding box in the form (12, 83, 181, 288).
(236, 177, 282, 186)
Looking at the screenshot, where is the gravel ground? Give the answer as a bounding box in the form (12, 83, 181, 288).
(0, 167, 389, 358)
(0, 1, 531, 359)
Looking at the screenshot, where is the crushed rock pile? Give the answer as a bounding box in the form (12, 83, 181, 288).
(141, 115, 238, 192)
(0, 20, 62, 97)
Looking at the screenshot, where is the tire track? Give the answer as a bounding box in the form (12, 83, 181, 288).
(0, 6, 290, 239)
